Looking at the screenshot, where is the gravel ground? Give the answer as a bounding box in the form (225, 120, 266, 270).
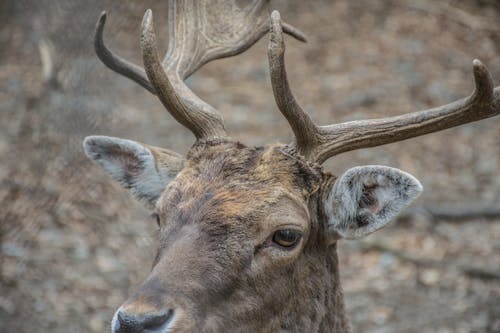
(1, 1, 499, 332)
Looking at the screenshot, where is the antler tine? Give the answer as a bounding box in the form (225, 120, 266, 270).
(268, 11, 319, 156)
(282, 22, 308, 43)
(269, 11, 500, 163)
(95, 1, 307, 142)
(95, 9, 307, 88)
(94, 12, 154, 94)
(161, 0, 308, 80)
(141, 9, 227, 140)
(310, 59, 500, 163)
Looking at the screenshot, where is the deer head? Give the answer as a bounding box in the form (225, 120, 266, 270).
(84, 1, 500, 332)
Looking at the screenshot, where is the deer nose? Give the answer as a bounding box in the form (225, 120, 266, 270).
(112, 308, 174, 333)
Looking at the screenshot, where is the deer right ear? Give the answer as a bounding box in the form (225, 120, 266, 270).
(324, 166, 422, 241)
(83, 135, 185, 209)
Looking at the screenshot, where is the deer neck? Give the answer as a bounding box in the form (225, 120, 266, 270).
(278, 185, 350, 332)
(318, 244, 350, 333)
(314, 178, 350, 333)
(275, 244, 349, 332)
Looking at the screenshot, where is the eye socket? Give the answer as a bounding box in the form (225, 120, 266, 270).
(272, 229, 302, 248)
(151, 213, 161, 227)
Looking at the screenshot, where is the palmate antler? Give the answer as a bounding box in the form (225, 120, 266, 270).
(268, 11, 500, 164)
(94, 0, 306, 141)
(95, 1, 500, 165)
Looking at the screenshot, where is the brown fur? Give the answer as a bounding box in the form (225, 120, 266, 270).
(121, 141, 350, 332)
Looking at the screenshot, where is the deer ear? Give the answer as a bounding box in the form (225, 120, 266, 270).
(83, 135, 185, 209)
(324, 166, 422, 240)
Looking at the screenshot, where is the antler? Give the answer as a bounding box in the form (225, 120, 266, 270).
(268, 11, 500, 164)
(94, 0, 306, 141)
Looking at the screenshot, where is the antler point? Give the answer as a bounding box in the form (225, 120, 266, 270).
(269, 10, 283, 44)
(143, 9, 153, 24)
(96, 11, 107, 31)
(141, 9, 154, 34)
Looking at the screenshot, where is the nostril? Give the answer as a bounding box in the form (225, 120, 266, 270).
(143, 309, 174, 330)
(115, 308, 174, 333)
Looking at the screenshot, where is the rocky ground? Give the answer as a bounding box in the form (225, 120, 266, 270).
(1, 1, 499, 332)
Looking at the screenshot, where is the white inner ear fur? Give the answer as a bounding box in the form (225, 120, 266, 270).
(83, 135, 174, 208)
(325, 165, 423, 240)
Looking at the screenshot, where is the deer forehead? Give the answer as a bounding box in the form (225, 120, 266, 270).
(155, 144, 321, 227)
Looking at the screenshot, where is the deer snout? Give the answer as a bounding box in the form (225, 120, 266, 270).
(111, 306, 174, 333)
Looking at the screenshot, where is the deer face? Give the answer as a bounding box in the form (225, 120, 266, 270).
(84, 137, 422, 332)
(86, 1, 498, 331)
(127, 143, 321, 332)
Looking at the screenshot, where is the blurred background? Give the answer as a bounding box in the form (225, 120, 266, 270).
(1, 0, 499, 332)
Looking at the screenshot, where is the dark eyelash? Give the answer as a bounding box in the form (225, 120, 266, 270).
(150, 213, 160, 227)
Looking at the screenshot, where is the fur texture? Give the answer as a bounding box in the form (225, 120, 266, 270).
(83, 135, 184, 208)
(325, 165, 422, 240)
(84, 138, 421, 333)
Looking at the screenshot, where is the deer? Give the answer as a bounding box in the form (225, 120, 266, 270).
(83, 1, 500, 332)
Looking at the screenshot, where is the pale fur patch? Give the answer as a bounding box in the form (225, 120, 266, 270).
(111, 306, 121, 333)
(325, 165, 423, 239)
(83, 135, 175, 208)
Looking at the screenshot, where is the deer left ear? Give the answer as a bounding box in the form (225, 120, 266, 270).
(324, 165, 423, 240)
(83, 135, 185, 209)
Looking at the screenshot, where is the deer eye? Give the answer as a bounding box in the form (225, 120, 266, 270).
(272, 229, 302, 248)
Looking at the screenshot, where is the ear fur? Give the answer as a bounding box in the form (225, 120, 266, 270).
(83, 135, 185, 208)
(325, 165, 422, 240)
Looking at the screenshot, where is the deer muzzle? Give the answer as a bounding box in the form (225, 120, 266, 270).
(112, 306, 174, 333)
